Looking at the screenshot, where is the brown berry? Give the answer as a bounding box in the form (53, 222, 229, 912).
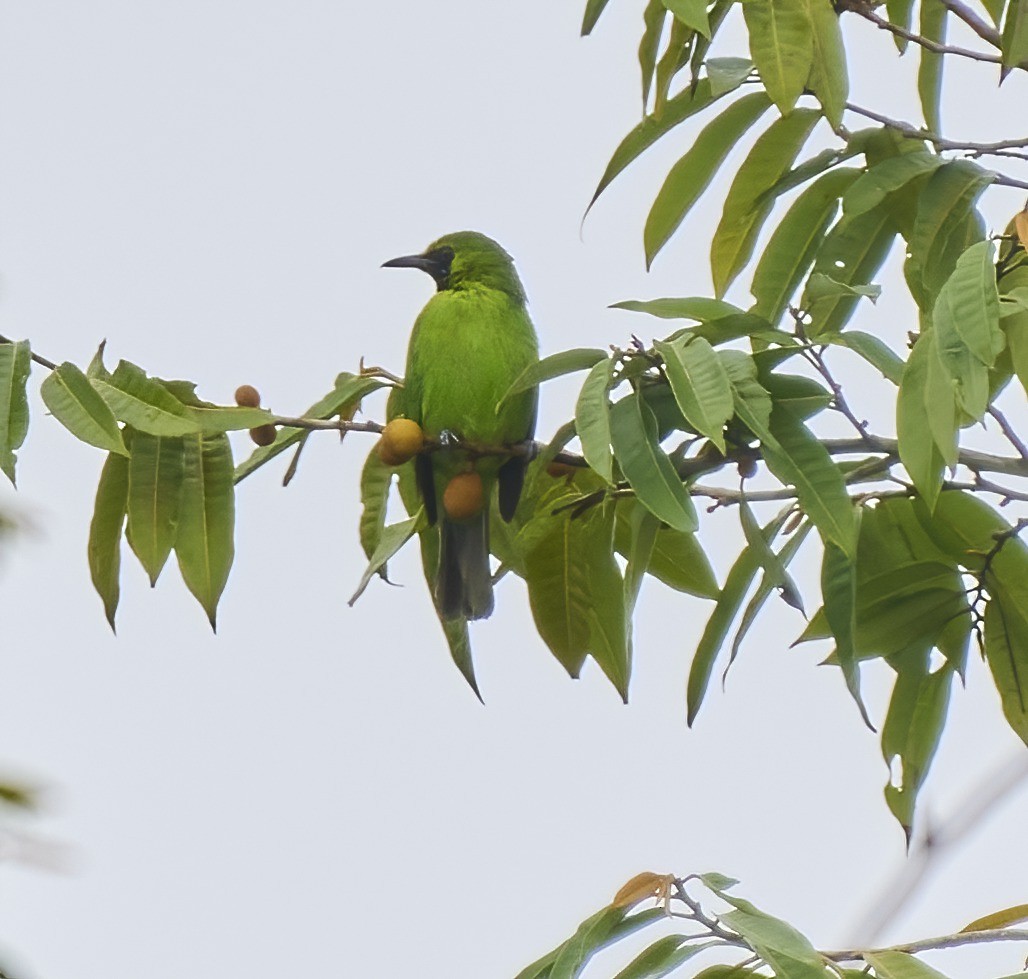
(442, 471, 484, 521)
(737, 456, 758, 479)
(249, 424, 277, 446)
(546, 461, 578, 479)
(235, 384, 261, 408)
(377, 418, 425, 465)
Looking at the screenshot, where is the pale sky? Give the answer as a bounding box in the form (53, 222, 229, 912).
(0, 2, 1025, 977)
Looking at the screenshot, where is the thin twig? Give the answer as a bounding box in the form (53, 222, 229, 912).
(826, 927, 1028, 962)
(936, 0, 1001, 47)
(989, 405, 1028, 460)
(847, 1, 1003, 63)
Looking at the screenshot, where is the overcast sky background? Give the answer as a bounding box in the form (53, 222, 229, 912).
(0, 2, 1025, 977)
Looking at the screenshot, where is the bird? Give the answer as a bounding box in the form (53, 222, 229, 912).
(383, 231, 539, 620)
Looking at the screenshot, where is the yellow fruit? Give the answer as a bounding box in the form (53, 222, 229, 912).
(235, 384, 261, 408)
(249, 424, 277, 446)
(443, 471, 484, 520)
(378, 418, 424, 465)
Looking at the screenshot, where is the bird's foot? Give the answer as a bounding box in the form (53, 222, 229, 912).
(438, 429, 462, 449)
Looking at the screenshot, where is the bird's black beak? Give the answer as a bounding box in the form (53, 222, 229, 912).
(382, 246, 454, 289)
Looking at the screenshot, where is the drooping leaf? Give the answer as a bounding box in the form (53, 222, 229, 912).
(359, 447, 393, 565)
(588, 79, 741, 212)
(804, 0, 848, 126)
(499, 349, 609, 410)
(917, 0, 947, 131)
(742, 0, 813, 115)
(822, 331, 904, 383)
(348, 509, 424, 608)
(653, 335, 733, 452)
(550, 905, 630, 979)
(739, 499, 804, 611)
(575, 358, 615, 483)
(639, 1, 668, 111)
(822, 541, 873, 726)
(711, 108, 822, 297)
(751, 167, 860, 324)
(653, 18, 696, 117)
(882, 648, 955, 838)
(610, 392, 697, 532)
(40, 362, 128, 456)
(688, 508, 791, 724)
(185, 405, 274, 434)
(689, 1, 733, 87)
(842, 153, 943, 221)
(126, 433, 185, 586)
(582, 0, 615, 35)
(174, 433, 235, 629)
(88, 451, 129, 630)
(961, 903, 1028, 933)
(1000, 0, 1028, 73)
(0, 339, 31, 485)
(806, 205, 897, 335)
(984, 596, 1028, 746)
(885, 0, 915, 50)
(645, 93, 772, 267)
(720, 350, 773, 441)
(623, 505, 659, 614)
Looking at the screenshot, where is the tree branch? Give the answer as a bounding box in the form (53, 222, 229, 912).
(846, 1, 1003, 63)
(0, 334, 58, 371)
(936, 0, 1001, 48)
(989, 405, 1028, 460)
(825, 927, 1028, 962)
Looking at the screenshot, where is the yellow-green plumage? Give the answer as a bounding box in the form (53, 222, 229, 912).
(385, 231, 539, 620)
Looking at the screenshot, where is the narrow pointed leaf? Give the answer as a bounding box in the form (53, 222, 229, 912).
(719, 895, 832, 979)
(898, 333, 950, 509)
(654, 336, 733, 451)
(984, 596, 1028, 746)
(40, 362, 128, 455)
(0, 340, 31, 485)
(805, 0, 848, 126)
(822, 542, 873, 727)
(127, 434, 185, 585)
(624, 505, 659, 613)
(1000, 0, 1028, 70)
(185, 405, 273, 433)
(961, 904, 1028, 933)
(551, 905, 629, 979)
(653, 19, 695, 117)
(823, 331, 904, 383)
(842, 154, 943, 221)
(917, 0, 947, 131)
(499, 349, 608, 409)
(359, 448, 393, 564)
(612, 936, 712, 979)
(575, 359, 615, 483)
(645, 93, 772, 266)
(610, 393, 697, 532)
(582, 0, 614, 34)
(348, 509, 424, 607)
(711, 108, 822, 297)
(885, 0, 915, 50)
(751, 167, 859, 324)
(174, 433, 235, 629)
(663, 0, 709, 36)
(743, 0, 813, 115)
(639, 1, 667, 110)
(88, 451, 129, 630)
(689, 0, 733, 86)
(864, 950, 951, 978)
(91, 361, 200, 436)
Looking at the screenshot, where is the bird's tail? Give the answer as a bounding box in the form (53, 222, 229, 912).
(436, 511, 494, 620)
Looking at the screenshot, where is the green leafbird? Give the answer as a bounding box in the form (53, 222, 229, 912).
(383, 231, 539, 621)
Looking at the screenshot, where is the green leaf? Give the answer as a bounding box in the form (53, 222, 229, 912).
(615, 501, 720, 597)
(623, 505, 659, 614)
(842, 153, 943, 221)
(645, 94, 772, 267)
(654, 336, 733, 452)
(185, 405, 273, 434)
(1001, 0, 1028, 71)
(885, 0, 915, 50)
(639, 1, 668, 110)
(40, 362, 128, 456)
(581, 0, 614, 35)
(0, 340, 31, 485)
(882, 648, 955, 838)
(348, 509, 424, 608)
(751, 167, 860, 325)
(806, 205, 897, 335)
(917, 0, 947, 131)
(88, 451, 129, 631)
(759, 373, 831, 420)
(612, 936, 712, 979)
(234, 373, 388, 483)
(823, 331, 904, 383)
(359, 448, 392, 565)
(550, 905, 629, 979)
(499, 349, 609, 410)
(897, 333, 950, 509)
(688, 509, 791, 724)
(743, 0, 812, 115)
(588, 79, 741, 212)
(740, 499, 804, 611)
(610, 392, 697, 532)
(575, 358, 615, 484)
(1004, 305, 1028, 396)
(762, 407, 857, 556)
(961, 903, 1028, 933)
(822, 541, 873, 727)
(711, 108, 822, 297)
(804, 272, 881, 306)
(864, 950, 952, 978)
(663, 0, 709, 36)
(906, 160, 992, 311)
(719, 895, 833, 979)
(689, 2, 734, 86)
(127, 433, 185, 586)
(984, 596, 1028, 746)
(91, 361, 200, 437)
(174, 433, 235, 629)
(720, 350, 773, 440)
(705, 57, 755, 95)
(804, 0, 848, 126)
(932, 240, 1003, 420)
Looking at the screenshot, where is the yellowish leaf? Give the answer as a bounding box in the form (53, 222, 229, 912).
(612, 871, 676, 908)
(1014, 210, 1028, 250)
(961, 903, 1028, 932)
